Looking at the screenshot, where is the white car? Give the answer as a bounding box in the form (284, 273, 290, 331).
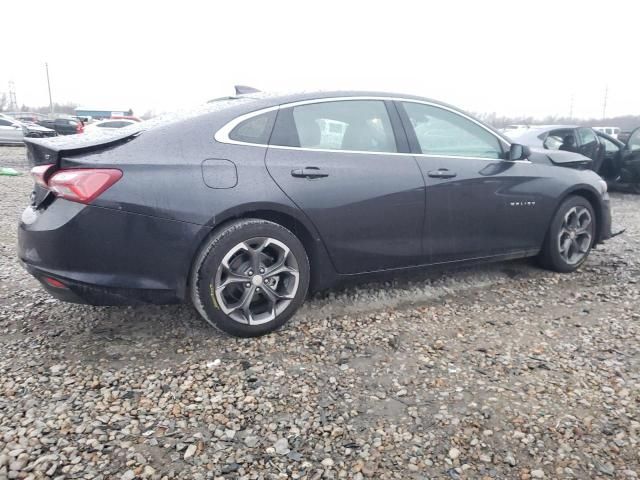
(0, 116, 57, 144)
(593, 126, 621, 139)
(84, 119, 139, 132)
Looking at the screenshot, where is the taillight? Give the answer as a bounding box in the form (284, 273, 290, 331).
(30, 164, 55, 187)
(47, 169, 122, 204)
(76, 123, 84, 134)
(43, 277, 67, 289)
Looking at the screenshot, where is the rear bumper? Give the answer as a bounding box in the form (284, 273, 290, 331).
(21, 262, 180, 305)
(18, 199, 207, 305)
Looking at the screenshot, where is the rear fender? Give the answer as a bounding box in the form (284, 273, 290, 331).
(187, 202, 337, 294)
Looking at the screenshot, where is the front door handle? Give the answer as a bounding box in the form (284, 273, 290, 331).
(427, 168, 457, 179)
(291, 167, 329, 179)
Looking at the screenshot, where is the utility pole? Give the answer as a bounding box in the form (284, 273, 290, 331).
(8, 81, 17, 111)
(602, 84, 608, 120)
(45, 63, 54, 115)
(569, 94, 574, 119)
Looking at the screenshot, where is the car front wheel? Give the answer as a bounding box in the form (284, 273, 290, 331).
(191, 219, 310, 337)
(538, 195, 596, 272)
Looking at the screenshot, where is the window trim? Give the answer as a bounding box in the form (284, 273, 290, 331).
(214, 96, 520, 162)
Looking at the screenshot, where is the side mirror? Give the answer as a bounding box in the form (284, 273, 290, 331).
(509, 143, 530, 161)
(13, 124, 21, 129)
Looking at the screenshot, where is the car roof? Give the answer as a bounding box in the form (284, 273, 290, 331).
(234, 89, 460, 110)
(42, 90, 509, 149)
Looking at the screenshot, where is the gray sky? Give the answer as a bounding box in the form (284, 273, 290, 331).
(3, 0, 638, 119)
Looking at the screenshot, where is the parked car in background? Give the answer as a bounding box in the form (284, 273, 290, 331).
(5, 112, 48, 124)
(618, 131, 633, 144)
(596, 129, 640, 192)
(110, 115, 142, 122)
(19, 90, 612, 337)
(508, 125, 640, 192)
(84, 119, 139, 132)
(593, 126, 621, 139)
(36, 117, 84, 135)
(499, 124, 532, 136)
(0, 116, 57, 144)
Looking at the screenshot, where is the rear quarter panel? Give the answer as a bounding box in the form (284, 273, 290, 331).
(57, 109, 334, 294)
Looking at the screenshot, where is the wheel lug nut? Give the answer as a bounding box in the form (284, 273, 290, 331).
(248, 270, 253, 276)
(259, 267, 265, 274)
(256, 287, 261, 291)
(245, 283, 251, 288)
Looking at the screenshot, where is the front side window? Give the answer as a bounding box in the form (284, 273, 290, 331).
(402, 102, 502, 159)
(578, 127, 597, 146)
(228, 110, 276, 145)
(0, 119, 13, 127)
(271, 100, 397, 153)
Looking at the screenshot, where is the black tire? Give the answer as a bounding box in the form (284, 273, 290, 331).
(191, 219, 310, 337)
(538, 195, 596, 273)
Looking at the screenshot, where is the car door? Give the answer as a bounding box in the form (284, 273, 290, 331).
(0, 119, 23, 143)
(595, 133, 623, 179)
(396, 100, 546, 264)
(264, 99, 425, 274)
(621, 127, 640, 184)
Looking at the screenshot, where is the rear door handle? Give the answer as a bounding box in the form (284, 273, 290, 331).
(427, 168, 457, 179)
(291, 167, 329, 179)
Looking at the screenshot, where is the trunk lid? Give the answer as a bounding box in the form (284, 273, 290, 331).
(25, 128, 142, 208)
(24, 128, 142, 166)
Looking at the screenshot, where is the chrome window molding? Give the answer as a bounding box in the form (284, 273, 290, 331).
(214, 96, 528, 163)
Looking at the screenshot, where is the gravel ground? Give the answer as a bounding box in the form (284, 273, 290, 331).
(0, 145, 638, 480)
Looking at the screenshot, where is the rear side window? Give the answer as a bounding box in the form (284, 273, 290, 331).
(544, 129, 574, 150)
(228, 110, 276, 145)
(270, 100, 397, 153)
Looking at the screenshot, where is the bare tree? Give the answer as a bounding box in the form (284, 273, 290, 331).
(0, 93, 7, 112)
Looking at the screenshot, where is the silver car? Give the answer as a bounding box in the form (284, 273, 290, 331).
(0, 115, 57, 144)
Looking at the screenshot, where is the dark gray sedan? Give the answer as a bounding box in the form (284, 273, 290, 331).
(18, 90, 612, 336)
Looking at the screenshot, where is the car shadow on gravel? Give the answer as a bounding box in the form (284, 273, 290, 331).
(46, 258, 545, 367)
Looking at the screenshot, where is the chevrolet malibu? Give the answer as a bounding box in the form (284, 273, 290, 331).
(18, 90, 612, 336)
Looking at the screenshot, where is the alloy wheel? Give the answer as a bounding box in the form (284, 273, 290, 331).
(213, 237, 300, 325)
(557, 206, 592, 265)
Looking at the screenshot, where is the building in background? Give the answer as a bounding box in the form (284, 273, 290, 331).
(74, 107, 133, 120)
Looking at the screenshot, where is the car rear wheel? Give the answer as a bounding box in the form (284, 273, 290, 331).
(191, 219, 310, 337)
(538, 195, 596, 272)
